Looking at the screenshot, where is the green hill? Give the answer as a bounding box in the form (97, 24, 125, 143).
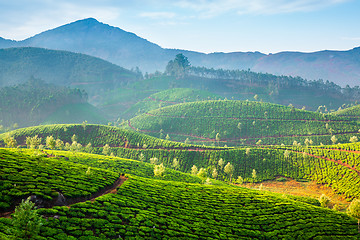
(42, 103, 108, 125)
(127, 100, 360, 146)
(120, 88, 221, 119)
(1, 147, 359, 239)
(0, 47, 139, 99)
(0, 78, 107, 130)
(332, 104, 360, 121)
(2, 124, 360, 200)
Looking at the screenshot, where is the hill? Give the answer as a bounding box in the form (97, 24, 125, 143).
(0, 147, 359, 239)
(0, 78, 108, 130)
(332, 104, 360, 121)
(0, 47, 139, 98)
(119, 88, 221, 119)
(126, 100, 360, 146)
(41, 103, 108, 125)
(2, 124, 360, 200)
(1, 18, 360, 86)
(125, 66, 359, 112)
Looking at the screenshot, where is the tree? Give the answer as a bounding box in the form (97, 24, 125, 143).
(82, 120, 87, 131)
(165, 134, 170, 141)
(347, 199, 360, 232)
(331, 135, 338, 145)
(350, 136, 358, 143)
(55, 139, 64, 150)
(172, 158, 179, 170)
(46, 136, 56, 150)
(165, 53, 190, 78)
(150, 157, 159, 165)
(319, 194, 330, 208)
(26, 135, 42, 149)
(197, 168, 207, 178)
(218, 158, 225, 169)
(139, 153, 145, 162)
(4, 134, 17, 148)
(102, 144, 110, 155)
(236, 176, 244, 184)
(252, 169, 257, 180)
(212, 168, 218, 179)
(191, 165, 198, 175)
(71, 134, 78, 143)
(154, 163, 165, 177)
(85, 143, 92, 153)
(284, 150, 290, 158)
(237, 122, 242, 131)
(9, 197, 43, 239)
(224, 162, 234, 182)
(215, 133, 221, 146)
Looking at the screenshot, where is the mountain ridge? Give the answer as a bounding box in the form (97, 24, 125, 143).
(0, 18, 359, 86)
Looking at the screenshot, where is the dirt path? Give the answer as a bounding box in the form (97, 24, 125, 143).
(0, 176, 127, 218)
(143, 112, 349, 122)
(289, 149, 360, 176)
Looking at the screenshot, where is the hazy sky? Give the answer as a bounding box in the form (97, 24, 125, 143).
(0, 0, 359, 54)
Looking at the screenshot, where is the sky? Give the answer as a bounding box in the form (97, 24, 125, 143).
(0, 0, 359, 54)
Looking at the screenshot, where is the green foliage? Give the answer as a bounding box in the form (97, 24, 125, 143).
(0, 148, 119, 212)
(319, 194, 330, 208)
(191, 165, 198, 175)
(122, 88, 220, 119)
(348, 199, 360, 221)
(0, 77, 89, 128)
(154, 163, 165, 177)
(165, 53, 190, 78)
(127, 100, 360, 146)
(9, 197, 44, 239)
(33, 176, 360, 239)
(46, 135, 56, 150)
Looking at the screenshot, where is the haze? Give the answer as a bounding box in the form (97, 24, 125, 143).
(0, 0, 359, 54)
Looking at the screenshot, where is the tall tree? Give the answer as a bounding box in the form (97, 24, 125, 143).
(9, 197, 43, 239)
(165, 53, 190, 78)
(347, 199, 360, 232)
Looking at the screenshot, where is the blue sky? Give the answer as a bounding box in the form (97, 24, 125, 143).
(0, 0, 359, 54)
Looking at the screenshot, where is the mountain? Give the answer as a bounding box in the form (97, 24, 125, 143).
(2, 18, 359, 86)
(0, 47, 139, 98)
(0, 37, 15, 48)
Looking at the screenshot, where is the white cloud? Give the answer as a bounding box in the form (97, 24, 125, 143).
(175, 0, 351, 17)
(139, 11, 176, 19)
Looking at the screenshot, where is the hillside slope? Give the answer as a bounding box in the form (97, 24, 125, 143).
(0, 47, 139, 97)
(1, 18, 359, 86)
(0, 78, 105, 129)
(3, 124, 360, 200)
(0, 147, 359, 239)
(120, 88, 221, 119)
(127, 100, 360, 146)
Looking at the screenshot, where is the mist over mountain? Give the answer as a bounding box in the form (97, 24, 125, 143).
(0, 47, 139, 98)
(0, 18, 359, 86)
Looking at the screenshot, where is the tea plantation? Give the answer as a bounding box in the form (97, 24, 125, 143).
(1, 165, 360, 239)
(126, 100, 360, 146)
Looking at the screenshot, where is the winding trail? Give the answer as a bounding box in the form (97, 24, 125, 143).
(284, 149, 360, 176)
(0, 176, 127, 218)
(128, 118, 360, 144)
